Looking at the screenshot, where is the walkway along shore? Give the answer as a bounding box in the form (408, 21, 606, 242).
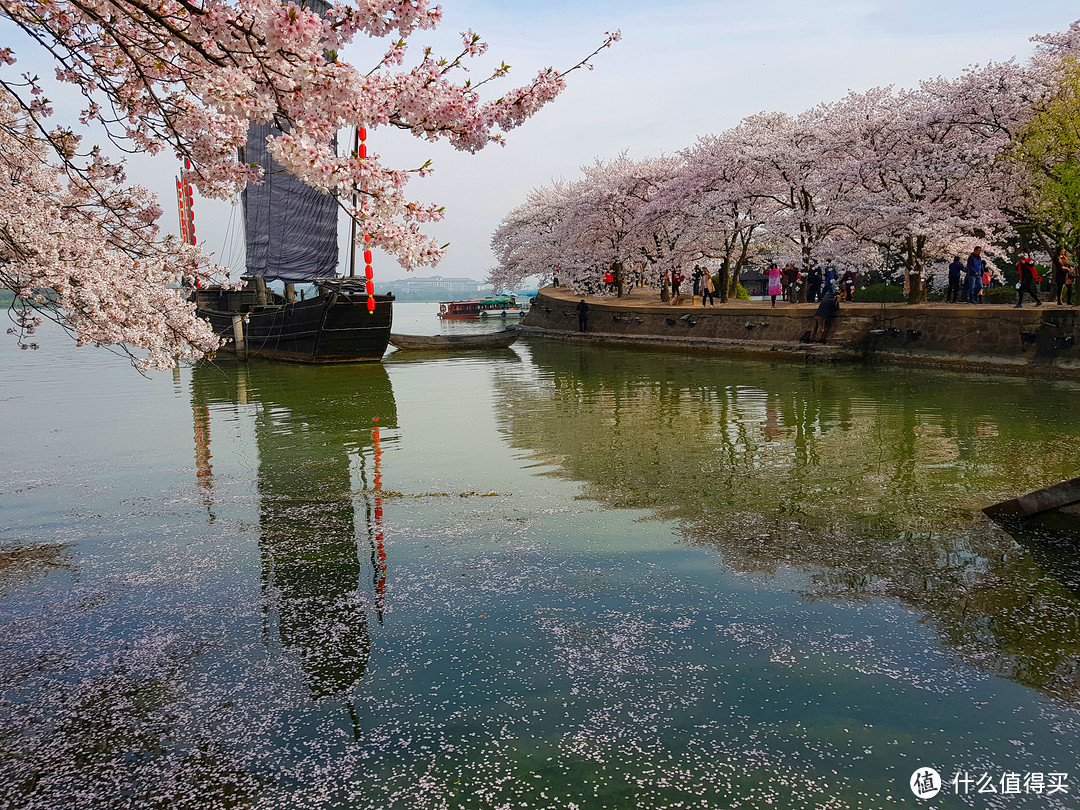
(521, 287, 1080, 378)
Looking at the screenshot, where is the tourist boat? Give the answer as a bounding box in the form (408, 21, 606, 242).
(188, 123, 392, 362)
(388, 328, 519, 350)
(437, 295, 525, 319)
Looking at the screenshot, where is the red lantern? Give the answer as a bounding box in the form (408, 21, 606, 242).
(366, 296, 375, 313)
(359, 127, 367, 141)
(366, 279, 375, 296)
(365, 264, 373, 279)
(358, 143, 367, 159)
(363, 250, 372, 264)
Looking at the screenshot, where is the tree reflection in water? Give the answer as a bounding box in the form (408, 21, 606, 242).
(496, 340, 1080, 703)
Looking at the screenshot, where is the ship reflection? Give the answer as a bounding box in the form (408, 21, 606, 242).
(190, 360, 396, 711)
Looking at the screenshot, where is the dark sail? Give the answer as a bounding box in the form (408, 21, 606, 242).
(243, 121, 339, 282)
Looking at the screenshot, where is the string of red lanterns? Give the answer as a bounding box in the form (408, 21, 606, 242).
(359, 127, 376, 314)
(176, 159, 196, 246)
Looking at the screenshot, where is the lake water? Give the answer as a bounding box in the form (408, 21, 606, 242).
(3, 303, 1080, 809)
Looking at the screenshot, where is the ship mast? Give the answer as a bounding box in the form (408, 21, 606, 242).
(348, 126, 359, 279)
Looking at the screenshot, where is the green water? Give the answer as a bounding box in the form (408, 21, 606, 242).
(3, 305, 1080, 809)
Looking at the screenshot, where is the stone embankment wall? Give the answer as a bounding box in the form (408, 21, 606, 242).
(521, 290, 1080, 377)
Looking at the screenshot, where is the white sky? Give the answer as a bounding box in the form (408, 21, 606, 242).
(7, 1, 1080, 284)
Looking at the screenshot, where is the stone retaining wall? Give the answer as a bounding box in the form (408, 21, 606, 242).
(521, 291, 1080, 376)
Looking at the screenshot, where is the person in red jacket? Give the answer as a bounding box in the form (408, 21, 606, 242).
(1015, 255, 1042, 308)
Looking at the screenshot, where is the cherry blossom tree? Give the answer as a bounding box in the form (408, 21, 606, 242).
(489, 182, 573, 291)
(0, 92, 213, 369)
(824, 86, 1010, 303)
(737, 108, 860, 301)
(564, 154, 683, 295)
(0, 0, 618, 364)
(981, 28, 1080, 272)
(642, 130, 774, 302)
(492, 153, 681, 295)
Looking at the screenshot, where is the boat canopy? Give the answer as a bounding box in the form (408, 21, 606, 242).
(439, 295, 516, 307)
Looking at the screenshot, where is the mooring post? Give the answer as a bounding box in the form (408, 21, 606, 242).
(231, 314, 248, 362)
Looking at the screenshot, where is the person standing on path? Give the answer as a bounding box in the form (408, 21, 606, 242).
(1015, 255, 1042, 307)
(552, 265, 560, 288)
(767, 263, 783, 307)
(964, 247, 984, 303)
(671, 270, 683, 305)
(576, 299, 589, 332)
(783, 263, 798, 302)
(947, 256, 963, 303)
(807, 264, 822, 304)
(822, 267, 836, 299)
(1058, 251, 1075, 305)
(700, 269, 716, 306)
(841, 269, 857, 301)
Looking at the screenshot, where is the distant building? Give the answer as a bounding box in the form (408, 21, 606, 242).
(394, 275, 490, 295)
(740, 269, 767, 297)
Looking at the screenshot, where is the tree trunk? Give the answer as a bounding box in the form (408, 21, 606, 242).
(1035, 231, 1065, 296)
(660, 274, 670, 303)
(615, 261, 624, 298)
(719, 257, 730, 304)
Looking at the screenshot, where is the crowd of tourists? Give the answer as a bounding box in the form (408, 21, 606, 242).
(945, 246, 1075, 308)
(763, 263, 857, 307)
(571, 249, 1077, 308)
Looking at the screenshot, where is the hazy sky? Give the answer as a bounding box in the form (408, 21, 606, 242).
(357, 0, 1078, 283)
(8, 1, 1080, 284)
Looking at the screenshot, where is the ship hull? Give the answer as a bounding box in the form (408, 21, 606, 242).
(195, 286, 393, 363)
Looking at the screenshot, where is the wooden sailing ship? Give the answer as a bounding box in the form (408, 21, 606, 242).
(185, 115, 392, 362)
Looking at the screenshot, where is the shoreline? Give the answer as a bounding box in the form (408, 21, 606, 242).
(521, 287, 1080, 378)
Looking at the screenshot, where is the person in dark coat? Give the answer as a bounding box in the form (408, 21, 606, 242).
(947, 256, 963, 303)
(840, 269, 857, 301)
(807, 265, 822, 303)
(1015, 256, 1042, 308)
(576, 299, 589, 332)
(783, 263, 798, 302)
(811, 291, 841, 342)
(964, 247, 983, 303)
